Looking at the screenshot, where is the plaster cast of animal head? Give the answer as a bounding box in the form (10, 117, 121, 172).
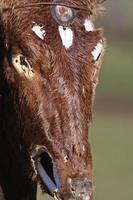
(0, 0, 105, 199)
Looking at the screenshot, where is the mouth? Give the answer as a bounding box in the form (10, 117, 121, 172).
(31, 146, 93, 200)
(31, 146, 61, 199)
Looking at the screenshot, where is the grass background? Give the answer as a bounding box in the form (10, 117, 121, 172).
(91, 113, 133, 200)
(38, 0, 133, 199)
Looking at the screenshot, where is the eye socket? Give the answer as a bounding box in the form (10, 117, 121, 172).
(50, 5, 76, 26)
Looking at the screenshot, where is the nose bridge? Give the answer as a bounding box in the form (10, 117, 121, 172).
(38, 82, 93, 168)
(39, 78, 87, 144)
(37, 76, 93, 198)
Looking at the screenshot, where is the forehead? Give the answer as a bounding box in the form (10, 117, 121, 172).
(5, 0, 103, 63)
(10, 0, 96, 11)
(4, 0, 98, 28)
(13, 0, 92, 5)
(6, 1, 92, 40)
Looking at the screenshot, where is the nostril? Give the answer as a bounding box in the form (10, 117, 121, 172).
(70, 187, 76, 197)
(71, 187, 75, 192)
(68, 177, 93, 199)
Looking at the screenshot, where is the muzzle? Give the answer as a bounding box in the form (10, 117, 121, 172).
(31, 147, 93, 200)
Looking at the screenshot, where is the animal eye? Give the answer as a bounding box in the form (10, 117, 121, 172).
(50, 5, 76, 26)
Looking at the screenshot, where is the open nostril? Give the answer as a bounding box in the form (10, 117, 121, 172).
(71, 187, 75, 192)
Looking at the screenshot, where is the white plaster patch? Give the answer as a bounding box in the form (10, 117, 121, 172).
(67, 178, 72, 184)
(83, 145, 85, 152)
(12, 54, 34, 79)
(32, 22, 46, 40)
(84, 19, 94, 32)
(82, 86, 85, 96)
(63, 155, 69, 163)
(85, 196, 90, 200)
(91, 42, 103, 61)
(58, 26, 73, 49)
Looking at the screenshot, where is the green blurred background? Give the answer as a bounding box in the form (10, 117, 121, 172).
(38, 1, 133, 199)
(91, 1, 133, 199)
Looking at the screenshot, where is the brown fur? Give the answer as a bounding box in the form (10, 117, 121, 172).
(0, 0, 105, 199)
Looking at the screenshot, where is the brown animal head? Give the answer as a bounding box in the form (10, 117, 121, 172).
(0, 0, 105, 200)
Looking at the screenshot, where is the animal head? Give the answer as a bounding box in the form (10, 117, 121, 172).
(0, 0, 105, 199)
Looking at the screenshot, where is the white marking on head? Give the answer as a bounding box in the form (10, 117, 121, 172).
(92, 42, 103, 61)
(58, 26, 73, 49)
(83, 145, 85, 152)
(68, 178, 72, 184)
(82, 86, 85, 96)
(12, 54, 34, 79)
(84, 19, 94, 32)
(64, 155, 69, 163)
(32, 22, 46, 40)
(85, 196, 90, 200)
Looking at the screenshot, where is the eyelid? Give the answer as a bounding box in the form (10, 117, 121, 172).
(50, 5, 76, 26)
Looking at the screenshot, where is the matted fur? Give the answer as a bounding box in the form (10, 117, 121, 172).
(0, 0, 105, 200)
